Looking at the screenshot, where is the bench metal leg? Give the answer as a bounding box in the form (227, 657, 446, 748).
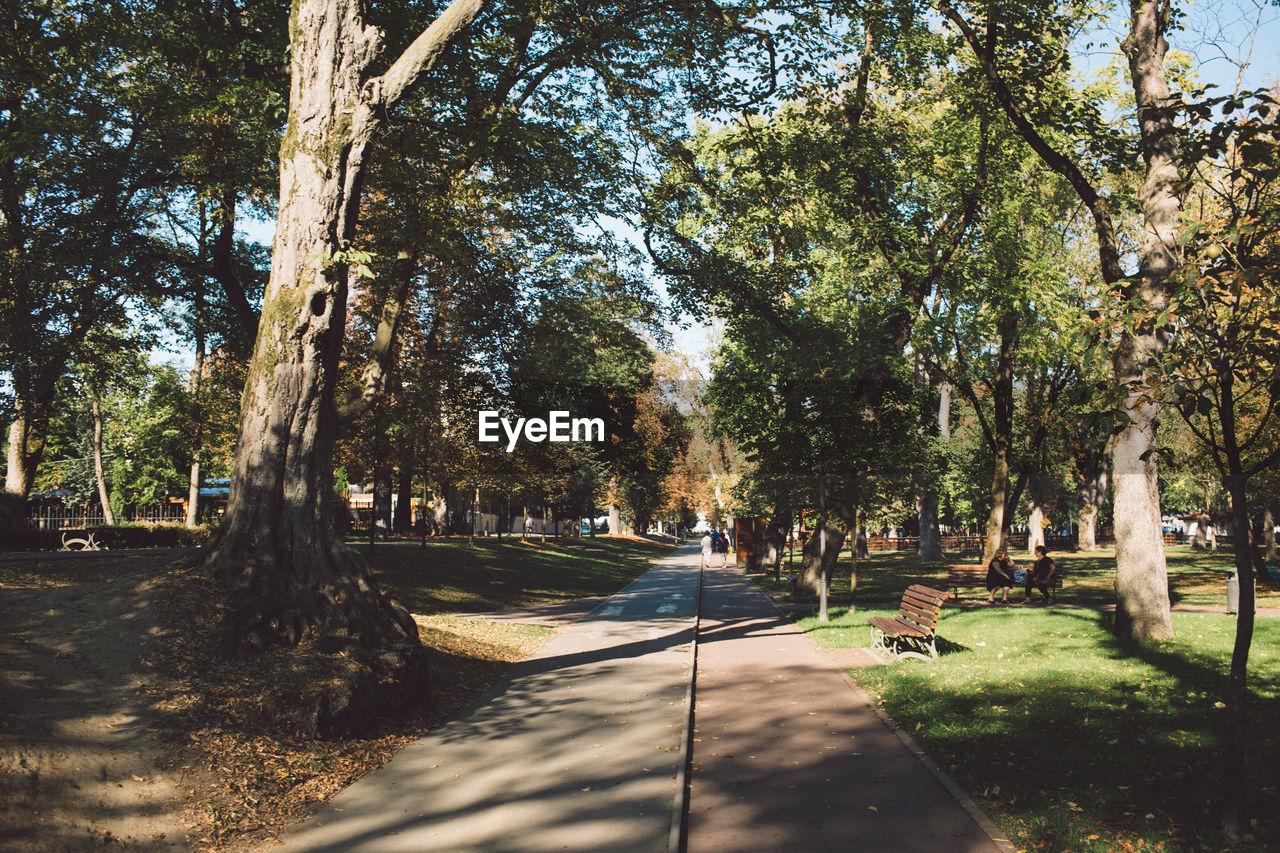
(869, 629, 938, 663)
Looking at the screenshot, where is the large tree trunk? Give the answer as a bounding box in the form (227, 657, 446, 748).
(1079, 504, 1100, 551)
(89, 388, 116, 526)
(1110, 0, 1179, 641)
(1217, 375, 1256, 842)
(1026, 500, 1045, 556)
(199, 0, 485, 734)
(185, 317, 206, 528)
(917, 491, 944, 560)
(982, 444, 1010, 565)
(5, 364, 59, 498)
(942, 0, 1177, 640)
(393, 465, 413, 533)
(798, 515, 846, 600)
(763, 506, 789, 577)
(981, 315, 1016, 565)
(608, 476, 622, 536)
(1263, 503, 1276, 562)
(1076, 441, 1108, 551)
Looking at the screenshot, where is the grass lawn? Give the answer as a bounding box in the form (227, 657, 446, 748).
(770, 544, 1280, 609)
(795, 601, 1280, 851)
(366, 534, 672, 614)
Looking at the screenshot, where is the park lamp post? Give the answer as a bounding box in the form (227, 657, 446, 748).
(816, 460, 830, 623)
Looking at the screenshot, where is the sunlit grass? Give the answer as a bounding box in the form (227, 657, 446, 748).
(368, 536, 671, 614)
(797, 604, 1280, 851)
(767, 544, 1278, 609)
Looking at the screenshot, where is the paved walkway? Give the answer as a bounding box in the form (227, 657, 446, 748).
(687, 562, 1010, 852)
(274, 548, 702, 852)
(273, 546, 1012, 851)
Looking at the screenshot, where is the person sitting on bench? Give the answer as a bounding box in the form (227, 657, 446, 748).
(1025, 544, 1059, 603)
(986, 548, 1016, 604)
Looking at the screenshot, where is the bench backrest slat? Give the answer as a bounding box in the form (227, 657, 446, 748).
(897, 584, 949, 632)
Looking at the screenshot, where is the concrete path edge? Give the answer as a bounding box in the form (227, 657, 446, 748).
(761, 589, 1018, 853)
(667, 556, 703, 852)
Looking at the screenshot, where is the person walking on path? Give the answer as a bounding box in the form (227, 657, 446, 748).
(701, 529, 714, 568)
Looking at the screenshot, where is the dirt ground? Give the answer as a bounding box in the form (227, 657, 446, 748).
(0, 554, 193, 851)
(0, 550, 558, 852)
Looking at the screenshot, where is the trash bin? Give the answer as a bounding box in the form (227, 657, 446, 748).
(1227, 573, 1239, 614)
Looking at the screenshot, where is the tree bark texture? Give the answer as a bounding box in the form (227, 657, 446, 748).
(1078, 504, 1100, 551)
(1026, 501, 1044, 556)
(394, 466, 413, 532)
(608, 476, 622, 536)
(981, 316, 1015, 565)
(1264, 504, 1277, 562)
(1076, 442, 1108, 551)
(917, 491, 944, 561)
(799, 516, 846, 599)
(89, 389, 116, 526)
(1192, 513, 1209, 550)
(1217, 373, 1256, 842)
(201, 0, 486, 728)
(1110, 0, 1179, 641)
(5, 363, 58, 497)
(186, 318, 206, 528)
(944, 0, 1177, 640)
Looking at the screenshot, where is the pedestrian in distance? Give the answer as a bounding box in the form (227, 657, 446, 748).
(701, 530, 713, 568)
(985, 547, 1016, 604)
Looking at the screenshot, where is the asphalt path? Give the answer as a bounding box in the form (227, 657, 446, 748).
(274, 545, 703, 853)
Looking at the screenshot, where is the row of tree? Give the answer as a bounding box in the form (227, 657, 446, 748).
(642, 2, 1277, 839)
(3, 0, 1278, 835)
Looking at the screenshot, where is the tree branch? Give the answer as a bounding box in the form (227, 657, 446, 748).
(938, 0, 1124, 284)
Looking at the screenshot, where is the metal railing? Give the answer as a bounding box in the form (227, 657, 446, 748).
(21, 505, 189, 529)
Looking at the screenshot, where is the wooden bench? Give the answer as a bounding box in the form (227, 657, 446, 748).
(946, 564, 1064, 600)
(869, 584, 951, 661)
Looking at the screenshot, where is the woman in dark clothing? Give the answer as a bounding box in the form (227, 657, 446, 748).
(986, 547, 1016, 604)
(1025, 545, 1059, 603)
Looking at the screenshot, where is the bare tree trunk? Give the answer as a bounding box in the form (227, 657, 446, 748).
(89, 389, 116, 526)
(185, 316, 206, 528)
(5, 366, 58, 498)
(199, 0, 487, 734)
(394, 464, 413, 533)
(799, 516, 845, 600)
(1263, 504, 1276, 562)
(608, 476, 622, 536)
(1194, 512, 1217, 551)
(919, 381, 949, 562)
(1076, 441, 1108, 551)
(1026, 500, 1044, 556)
(981, 317, 1016, 565)
(982, 444, 1010, 565)
(918, 491, 944, 560)
(1079, 504, 1100, 551)
(1110, 0, 1179, 642)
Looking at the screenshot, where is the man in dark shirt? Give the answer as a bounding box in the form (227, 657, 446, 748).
(1025, 545, 1058, 604)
